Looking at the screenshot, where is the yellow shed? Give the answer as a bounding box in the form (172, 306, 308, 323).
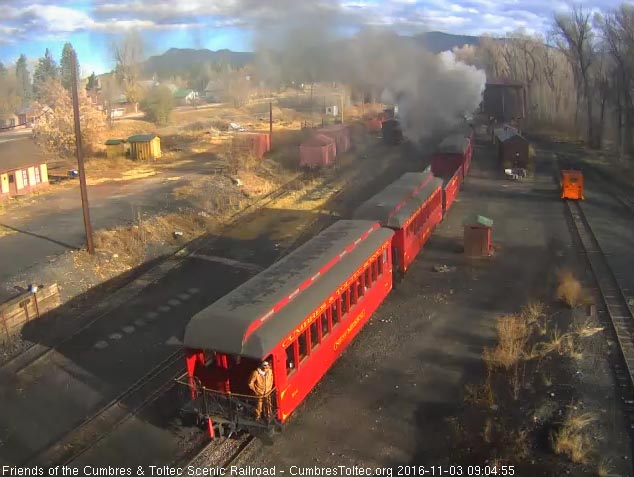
(105, 139, 127, 158)
(128, 134, 161, 160)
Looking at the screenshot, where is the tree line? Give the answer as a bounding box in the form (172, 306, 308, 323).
(0, 43, 81, 115)
(471, 3, 634, 157)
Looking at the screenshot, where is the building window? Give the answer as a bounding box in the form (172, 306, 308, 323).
(21, 170, 28, 186)
(34, 167, 41, 184)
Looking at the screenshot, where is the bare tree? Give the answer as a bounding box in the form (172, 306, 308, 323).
(599, 5, 634, 157)
(553, 6, 596, 146)
(113, 31, 145, 107)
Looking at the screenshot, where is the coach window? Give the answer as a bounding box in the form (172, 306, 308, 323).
(298, 332, 308, 362)
(332, 300, 340, 326)
(377, 254, 383, 276)
(321, 312, 330, 338)
(310, 320, 319, 350)
(372, 259, 378, 282)
(341, 289, 349, 315)
(357, 276, 364, 300)
(365, 267, 372, 288)
(286, 343, 296, 375)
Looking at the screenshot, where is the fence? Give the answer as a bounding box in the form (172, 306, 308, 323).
(0, 284, 60, 343)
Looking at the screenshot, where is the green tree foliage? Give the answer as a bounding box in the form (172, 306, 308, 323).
(0, 62, 6, 77)
(60, 43, 79, 92)
(15, 54, 32, 105)
(0, 71, 20, 116)
(33, 49, 60, 101)
(86, 72, 99, 91)
(141, 85, 174, 124)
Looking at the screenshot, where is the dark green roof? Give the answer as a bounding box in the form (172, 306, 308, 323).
(463, 215, 493, 228)
(105, 139, 125, 145)
(127, 134, 157, 143)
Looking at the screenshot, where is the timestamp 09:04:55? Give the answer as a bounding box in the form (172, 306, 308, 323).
(395, 466, 515, 476)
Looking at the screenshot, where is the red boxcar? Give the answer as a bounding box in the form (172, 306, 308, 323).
(353, 171, 443, 276)
(443, 164, 464, 214)
(299, 134, 337, 168)
(180, 220, 394, 436)
(317, 124, 352, 154)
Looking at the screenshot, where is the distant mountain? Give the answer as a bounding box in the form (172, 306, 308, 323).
(413, 31, 480, 53)
(142, 48, 255, 78)
(142, 32, 480, 79)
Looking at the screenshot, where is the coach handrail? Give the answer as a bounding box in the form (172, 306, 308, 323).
(175, 375, 276, 398)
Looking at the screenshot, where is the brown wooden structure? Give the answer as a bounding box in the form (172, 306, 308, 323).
(463, 215, 493, 258)
(0, 284, 60, 343)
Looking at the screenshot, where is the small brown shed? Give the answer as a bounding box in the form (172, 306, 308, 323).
(463, 215, 493, 257)
(496, 129, 529, 168)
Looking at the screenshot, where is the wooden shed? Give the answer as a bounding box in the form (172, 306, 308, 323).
(463, 215, 493, 258)
(105, 139, 127, 158)
(496, 130, 529, 168)
(128, 134, 161, 160)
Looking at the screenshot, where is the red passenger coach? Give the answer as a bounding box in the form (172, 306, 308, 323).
(431, 134, 471, 180)
(443, 164, 463, 214)
(353, 171, 443, 277)
(179, 220, 394, 437)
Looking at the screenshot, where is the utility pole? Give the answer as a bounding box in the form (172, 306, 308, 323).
(269, 101, 273, 149)
(71, 52, 95, 255)
(340, 92, 344, 124)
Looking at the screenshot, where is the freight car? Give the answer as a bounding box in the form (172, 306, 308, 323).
(353, 170, 443, 278)
(178, 127, 477, 439)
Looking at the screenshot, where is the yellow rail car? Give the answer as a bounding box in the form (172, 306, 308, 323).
(561, 170, 584, 200)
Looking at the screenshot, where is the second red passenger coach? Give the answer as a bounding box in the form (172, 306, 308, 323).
(353, 171, 443, 276)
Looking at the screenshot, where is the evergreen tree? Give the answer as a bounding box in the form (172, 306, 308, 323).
(15, 54, 31, 105)
(60, 43, 79, 92)
(33, 48, 59, 100)
(86, 72, 99, 91)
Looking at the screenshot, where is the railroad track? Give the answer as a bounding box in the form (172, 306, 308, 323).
(565, 199, 634, 422)
(31, 350, 184, 466)
(1, 172, 315, 377)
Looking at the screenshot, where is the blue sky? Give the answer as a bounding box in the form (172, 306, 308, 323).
(0, 0, 626, 75)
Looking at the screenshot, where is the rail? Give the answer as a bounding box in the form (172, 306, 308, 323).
(31, 350, 184, 466)
(565, 199, 634, 407)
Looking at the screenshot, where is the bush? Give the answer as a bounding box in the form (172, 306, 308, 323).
(142, 86, 174, 125)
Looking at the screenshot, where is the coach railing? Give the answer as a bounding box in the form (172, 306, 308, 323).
(175, 376, 278, 425)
